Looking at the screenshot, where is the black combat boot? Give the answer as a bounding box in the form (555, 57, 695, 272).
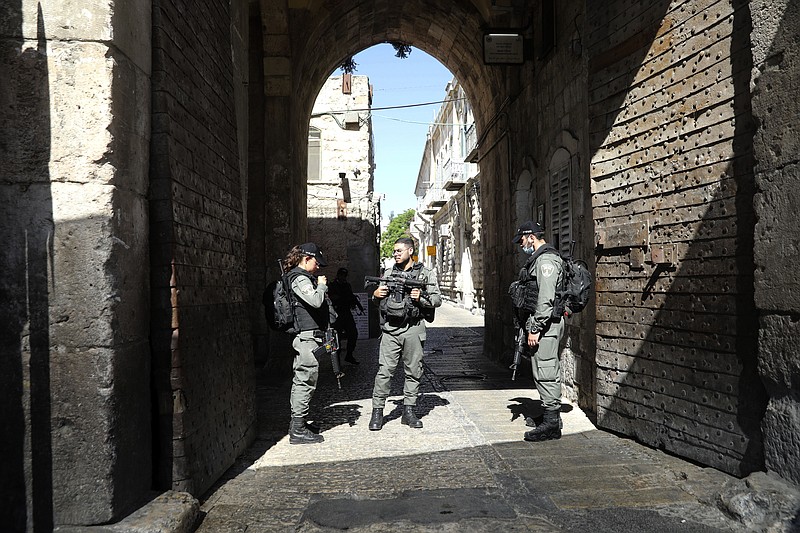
(525, 414, 563, 429)
(368, 408, 383, 431)
(523, 410, 561, 442)
(401, 405, 423, 429)
(289, 417, 324, 444)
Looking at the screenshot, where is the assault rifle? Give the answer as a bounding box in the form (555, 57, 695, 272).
(364, 274, 436, 303)
(313, 328, 343, 389)
(510, 326, 527, 381)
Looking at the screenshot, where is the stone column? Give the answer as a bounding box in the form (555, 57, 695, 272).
(751, 0, 800, 486)
(1, 0, 152, 526)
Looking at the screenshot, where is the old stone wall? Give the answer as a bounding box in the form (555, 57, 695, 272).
(431, 180, 484, 313)
(6, 1, 799, 526)
(750, 0, 800, 485)
(307, 75, 379, 284)
(1, 0, 153, 527)
(150, 0, 255, 496)
(588, 0, 765, 476)
(505, 0, 594, 409)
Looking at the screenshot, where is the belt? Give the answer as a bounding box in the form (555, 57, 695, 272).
(300, 328, 325, 336)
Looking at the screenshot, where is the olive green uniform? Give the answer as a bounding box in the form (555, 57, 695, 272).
(371, 263, 441, 409)
(524, 248, 564, 411)
(289, 272, 331, 419)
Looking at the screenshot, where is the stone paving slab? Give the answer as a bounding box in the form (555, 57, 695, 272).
(195, 304, 755, 532)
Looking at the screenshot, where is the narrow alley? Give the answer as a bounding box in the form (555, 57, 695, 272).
(194, 304, 750, 532)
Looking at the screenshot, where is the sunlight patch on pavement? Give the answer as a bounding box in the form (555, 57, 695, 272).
(249, 387, 598, 470)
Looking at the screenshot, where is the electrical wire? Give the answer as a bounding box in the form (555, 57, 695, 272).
(371, 113, 465, 126)
(310, 97, 465, 117)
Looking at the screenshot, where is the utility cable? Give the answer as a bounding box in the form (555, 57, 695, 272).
(311, 97, 465, 117)
(371, 113, 470, 127)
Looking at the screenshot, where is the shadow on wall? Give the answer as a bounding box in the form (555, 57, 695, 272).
(0, 4, 53, 530)
(589, 0, 766, 475)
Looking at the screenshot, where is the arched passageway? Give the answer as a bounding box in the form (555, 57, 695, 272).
(4, 0, 799, 528)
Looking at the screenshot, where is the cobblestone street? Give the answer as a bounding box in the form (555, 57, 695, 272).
(195, 304, 751, 532)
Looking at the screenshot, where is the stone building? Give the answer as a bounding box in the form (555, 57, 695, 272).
(412, 78, 483, 313)
(306, 73, 379, 307)
(2, 0, 798, 529)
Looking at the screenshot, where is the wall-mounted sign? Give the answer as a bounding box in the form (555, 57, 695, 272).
(483, 34, 524, 64)
(353, 293, 369, 339)
(426, 245, 437, 256)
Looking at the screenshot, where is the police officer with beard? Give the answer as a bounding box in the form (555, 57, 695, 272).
(367, 237, 441, 431)
(511, 221, 565, 441)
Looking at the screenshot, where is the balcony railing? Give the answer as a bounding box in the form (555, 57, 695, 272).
(443, 160, 466, 191)
(421, 186, 447, 214)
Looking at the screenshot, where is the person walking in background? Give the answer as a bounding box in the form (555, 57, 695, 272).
(511, 221, 565, 442)
(328, 267, 364, 365)
(283, 242, 336, 445)
(366, 237, 441, 431)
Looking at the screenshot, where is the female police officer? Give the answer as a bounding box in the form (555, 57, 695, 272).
(283, 242, 336, 444)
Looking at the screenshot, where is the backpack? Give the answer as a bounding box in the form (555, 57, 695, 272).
(263, 273, 298, 334)
(553, 256, 592, 318)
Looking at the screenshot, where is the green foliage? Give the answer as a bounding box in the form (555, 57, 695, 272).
(380, 209, 416, 258)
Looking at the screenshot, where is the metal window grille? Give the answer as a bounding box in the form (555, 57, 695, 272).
(307, 127, 321, 182)
(549, 162, 571, 254)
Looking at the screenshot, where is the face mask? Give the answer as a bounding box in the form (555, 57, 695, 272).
(522, 245, 535, 255)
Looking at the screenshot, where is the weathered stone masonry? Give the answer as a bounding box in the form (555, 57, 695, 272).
(2, 0, 153, 527)
(750, 0, 800, 485)
(2, 0, 799, 528)
(150, 0, 254, 495)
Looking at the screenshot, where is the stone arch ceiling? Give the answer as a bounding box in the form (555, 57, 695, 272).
(287, 0, 507, 135)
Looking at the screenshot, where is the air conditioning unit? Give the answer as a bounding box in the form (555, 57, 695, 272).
(344, 111, 360, 127)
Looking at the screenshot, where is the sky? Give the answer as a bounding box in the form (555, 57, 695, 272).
(346, 44, 455, 229)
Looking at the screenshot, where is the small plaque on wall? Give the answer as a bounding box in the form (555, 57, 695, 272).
(483, 34, 524, 64)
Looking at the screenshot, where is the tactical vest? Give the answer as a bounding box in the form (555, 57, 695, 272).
(379, 262, 433, 325)
(509, 244, 560, 319)
(289, 267, 334, 331)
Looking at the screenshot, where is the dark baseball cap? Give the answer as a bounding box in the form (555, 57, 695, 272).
(512, 221, 544, 244)
(298, 242, 328, 266)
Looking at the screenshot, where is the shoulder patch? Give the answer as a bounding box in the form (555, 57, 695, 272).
(541, 263, 555, 278)
(300, 284, 315, 295)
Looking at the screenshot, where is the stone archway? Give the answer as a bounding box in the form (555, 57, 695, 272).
(9, 1, 800, 528)
(249, 0, 518, 368)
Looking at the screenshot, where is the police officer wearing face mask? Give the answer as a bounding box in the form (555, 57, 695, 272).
(511, 221, 565, 441)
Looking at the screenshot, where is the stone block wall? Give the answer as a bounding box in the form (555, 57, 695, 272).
(150, 0, 255, 496)
(750, 0, 800, 485)
(515, 0, 594, 410)
(307, 75, 379, 284)
(431, 181, 484, 313)
(1, 0, 152, 527)
(588, 0, 766, 476)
